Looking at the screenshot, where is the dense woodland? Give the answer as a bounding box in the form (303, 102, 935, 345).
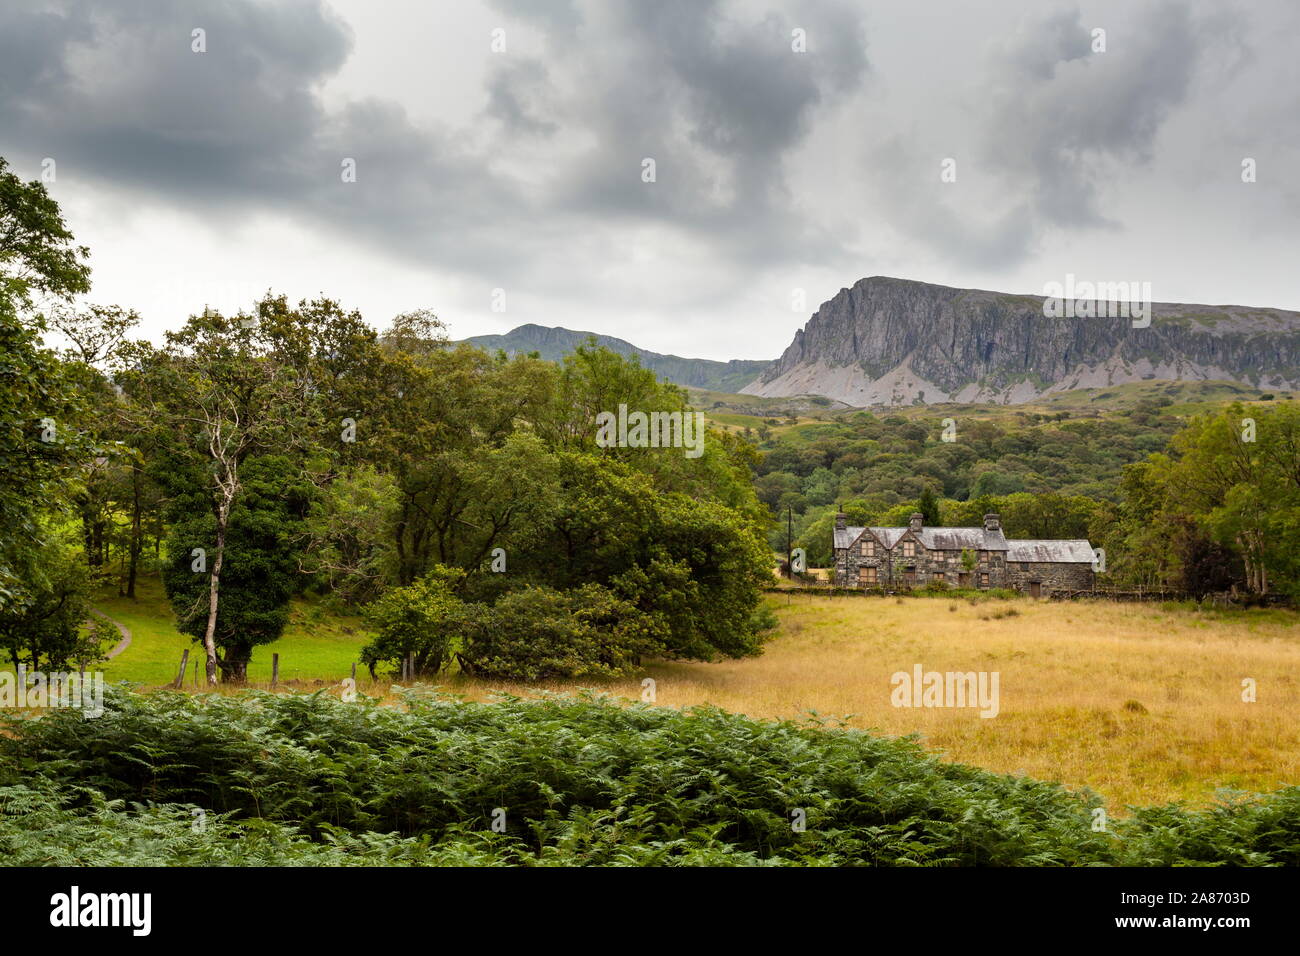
(3, 157, 1298, 690)
(0, 157, 772, 683)
(772, 405, 1300, 597)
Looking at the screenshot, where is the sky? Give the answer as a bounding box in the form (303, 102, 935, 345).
(2, 0, 1297, 361)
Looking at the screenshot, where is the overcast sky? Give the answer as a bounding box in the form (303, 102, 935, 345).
(2, 0, 1297, 360)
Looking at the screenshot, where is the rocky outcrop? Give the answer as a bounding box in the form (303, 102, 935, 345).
(742, 277, 1300, 405)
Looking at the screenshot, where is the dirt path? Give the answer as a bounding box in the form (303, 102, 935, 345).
(90, 608, 132, 659)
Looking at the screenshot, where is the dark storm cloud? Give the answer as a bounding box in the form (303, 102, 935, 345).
(980, 2, 1204, 228)
(0, 0, 870, 287)
(482, 0, 870, 265)
(871, 2, 1214, 270)
(0, 0, 351, 201)
(484, 60, 559, 137)
(485, 0, 583, 36)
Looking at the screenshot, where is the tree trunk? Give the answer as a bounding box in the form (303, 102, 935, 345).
(126, 463, 142, 599)
(218, 648, 249, 683)
(81, 505, 98, 569)
(203, 506, 228, 686)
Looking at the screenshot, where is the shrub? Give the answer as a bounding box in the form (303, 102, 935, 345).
(360, 566, 465, 678)
(457, 584, 661, 681)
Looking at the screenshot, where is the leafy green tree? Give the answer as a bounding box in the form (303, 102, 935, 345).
(123, 296, 357, 682)
(367, 316, 556, 585)
(360, 566, 466, 679)
(522, 453, 773, 661)
(302, 464, 399, 605)
(1159, 403, 1300, 595)
(0, 156, 92, 608)
(0, 530, 108, 671)
(916, 485, 941, 525)
(160, 455, 312, 682)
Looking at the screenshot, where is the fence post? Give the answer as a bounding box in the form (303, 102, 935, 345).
(351, 661, 357, 683)
(174, 649, 189, 689)
(271, 653, 279, 689)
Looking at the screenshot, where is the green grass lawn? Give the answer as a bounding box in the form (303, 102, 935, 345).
(16, 574, 375, 686)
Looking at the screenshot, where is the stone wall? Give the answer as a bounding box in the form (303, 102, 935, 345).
(835, 542, 1094, 594)
(835, 539, 1010, 589)
(1006, 562, 1095, 595)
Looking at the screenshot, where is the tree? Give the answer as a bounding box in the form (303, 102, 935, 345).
(360, 566, 466, 679)
(523, 452, 774, 661)
(0, 530, 109, 671)
(916, 485, 941, 525)
(1105, 403, 1300, 597)
(0, 156, 92, 608)
(0, 157, 91, 306)
(366, 315, 557, 585)
(125, 314, 280, 683)
(123, 296, 349, 682)
(160, 455, 312, 681)
(49, 304, 143, 578)
(301, 464, 399, 605)
(1174, 521, 1243, 598)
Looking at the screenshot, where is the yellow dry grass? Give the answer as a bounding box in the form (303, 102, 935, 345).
(443, 595, 1300, 811)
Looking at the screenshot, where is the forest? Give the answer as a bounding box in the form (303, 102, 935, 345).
(0, 157, 773, 685)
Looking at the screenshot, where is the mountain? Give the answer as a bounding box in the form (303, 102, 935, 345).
(742, 276, 1300, 405)
(461, 324, 771, 393)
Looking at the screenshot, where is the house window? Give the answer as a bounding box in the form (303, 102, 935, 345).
(861, 539, 875, 557)
(933, 572, 944, 583)
(979, 572, 990, 588)
(1020, 562, 1029, 571)
(859, 566, 877, 585)
(902, 540, 915, 558)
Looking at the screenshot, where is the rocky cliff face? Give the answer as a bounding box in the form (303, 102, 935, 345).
(742, 277, 1300, 405)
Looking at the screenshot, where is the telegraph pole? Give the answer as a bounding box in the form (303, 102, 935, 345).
(786, 506, 793, 579)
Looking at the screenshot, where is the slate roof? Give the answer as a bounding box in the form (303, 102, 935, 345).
(834, 525, 1093, 562)
(834, 525, 1008, 551)
(834, 526, 902, 549)
(1005, 539, 1095, 563)
(917, 528, 1007, 551)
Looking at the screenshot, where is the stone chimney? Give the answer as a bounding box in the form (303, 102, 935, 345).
(834, 511, 847, 531)
(908, 512, 923, 532)
(983, 513, 1001, 532)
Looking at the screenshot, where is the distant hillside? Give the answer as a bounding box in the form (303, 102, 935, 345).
(461, 324, 771, 392)
(744, 276, 1300, 405)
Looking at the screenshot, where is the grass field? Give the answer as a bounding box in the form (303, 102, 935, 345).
(16, 575, 1298, 812)
(447, 593, 1300, 812)
(78, 576, 370, 686)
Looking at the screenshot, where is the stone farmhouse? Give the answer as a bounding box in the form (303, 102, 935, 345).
(832, 511, 1095, 596)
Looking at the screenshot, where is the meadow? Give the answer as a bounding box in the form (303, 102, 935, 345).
(47, 576, 1300, 813)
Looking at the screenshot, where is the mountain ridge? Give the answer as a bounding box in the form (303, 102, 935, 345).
(741, 276, 1300, 405)
(460, 323, 771, 393)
